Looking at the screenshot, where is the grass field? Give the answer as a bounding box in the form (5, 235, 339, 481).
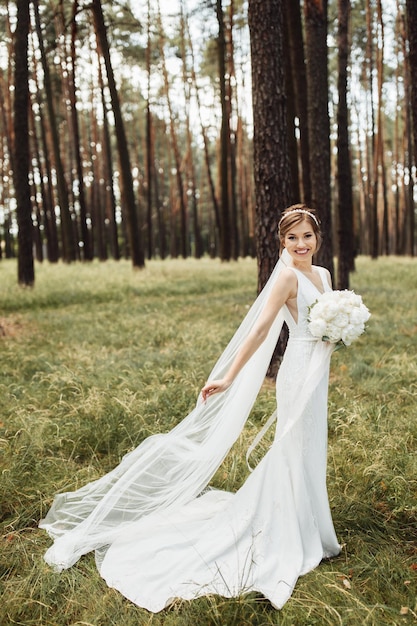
(0, 256, 416, 626)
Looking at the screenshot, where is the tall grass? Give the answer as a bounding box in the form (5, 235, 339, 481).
(0, 256, 416, 626)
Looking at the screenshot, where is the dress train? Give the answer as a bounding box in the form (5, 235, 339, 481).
(40, 259, 341, 612)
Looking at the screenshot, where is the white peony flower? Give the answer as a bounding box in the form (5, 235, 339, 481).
(308, 318, 328, 338)
(307, 289, 370, 347)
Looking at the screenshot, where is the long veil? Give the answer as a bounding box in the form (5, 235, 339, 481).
(40, 251, 293, 571)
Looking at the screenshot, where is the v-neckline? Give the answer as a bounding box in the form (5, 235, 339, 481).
(292, 267, 325, 295)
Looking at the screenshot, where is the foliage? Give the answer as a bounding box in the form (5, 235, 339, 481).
(0, 256, 416, 625)
(3, 0, 413, 272)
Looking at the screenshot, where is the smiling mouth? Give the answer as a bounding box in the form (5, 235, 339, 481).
(295, 249, 310, 254)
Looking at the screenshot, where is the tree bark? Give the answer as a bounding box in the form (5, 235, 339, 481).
(13, 0, 34, 285)
(33, 0, 76, 262)
(145, 0, 153, 260)
(216, 0, 232, 260)
(70, 0, 92, 260)
(95, 54, 120, 260)
(156, 5, 188, 259)
(248, 0, 291, 376)
(283, 18, 300, 205)
(226, 0, 239, 259)
(284, 0, 311, 204)
(364, 0, 379, 258)
(188, 31, 221, 242)
(406, 0, 417, 255)
(304, 0, 334, 275)
(336, 0, 354, 288)
(32, 85, 60, 262)
(248, 0, 291, 291)
(91, 0, 144, 268)
(180, 1, 203, 259)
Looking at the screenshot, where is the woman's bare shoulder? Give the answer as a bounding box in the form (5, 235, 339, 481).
(271, 267, 298, 299)
(278, 266, 298, 283)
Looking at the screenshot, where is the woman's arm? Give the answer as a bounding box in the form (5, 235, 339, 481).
(201, 268, 297, 401)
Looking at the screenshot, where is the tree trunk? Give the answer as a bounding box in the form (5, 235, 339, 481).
(304, 0, 334, 275)
(248, 0, 291, 376)
(32, 91, 60, 262)
(33, 0, 76, 262)
(226, 0, 239, 259)
(283, 33, 300, 205)
(284, 0, 311, 204)
(365, 0, 379, 259)
(406, 0, 417, 255)
(336, 0, 354, 289)
(180, 1, 203, 259)
(236, 115, 254, 257)
(248, 0, 291, 289)
(91, 0, 144, 268)
(156, 6, 188, 259)
(216, 0, 232, 261)
(373, 0, 387, 256)
(96, 54, 120, 261)
(393, 12, 402, 255)
(188, 34, 221, 239)
(152, 122, 166, 259)
(90, 100, 108, 261)
(145, 0, 153, 259)
(13, 0, 34, 285)
(0, 36, 16, 260)
(70, 0, 92, 260)
(53, 2, 81, 261)
(29, 97, 46, 262)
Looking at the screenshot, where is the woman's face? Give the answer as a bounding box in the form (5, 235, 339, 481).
(282, 220, 317, 262)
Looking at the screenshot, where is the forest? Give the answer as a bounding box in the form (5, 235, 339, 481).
(1, 3, 417, 624)
(2, 0, 417, 287)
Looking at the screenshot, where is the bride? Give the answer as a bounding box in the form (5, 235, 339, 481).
(40, 204, 341, 612)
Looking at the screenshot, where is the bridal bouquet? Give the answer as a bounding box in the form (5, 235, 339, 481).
(308, 290, 370, 347)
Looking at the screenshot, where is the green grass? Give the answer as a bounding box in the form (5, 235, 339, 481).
(0, 256, 416, 626)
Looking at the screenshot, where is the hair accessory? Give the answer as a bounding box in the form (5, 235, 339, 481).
(279, 209, 319, 227)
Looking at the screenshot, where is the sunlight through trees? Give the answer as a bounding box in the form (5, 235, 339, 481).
(0, 0, 415, 285)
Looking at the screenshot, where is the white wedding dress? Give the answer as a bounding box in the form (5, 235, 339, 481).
(40, 259, 341, 612)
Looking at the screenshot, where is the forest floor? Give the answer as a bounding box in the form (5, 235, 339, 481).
(0, 256, 416, 626)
